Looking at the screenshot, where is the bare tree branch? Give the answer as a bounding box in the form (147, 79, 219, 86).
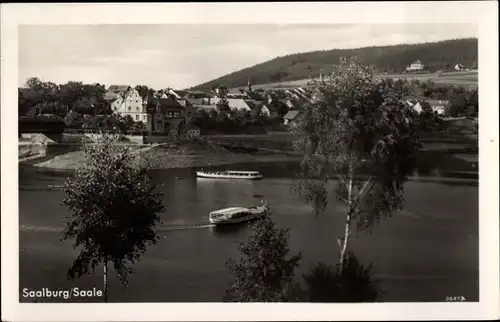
(355, 176, 372, 201)
(352, 179, 376, 210)
(337, 173, 348, 190)
(333, 192, 349, 204)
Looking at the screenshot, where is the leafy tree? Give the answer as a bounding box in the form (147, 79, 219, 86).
(446, 94, 467, 117)
(466, 104, 477, 118)
(224, 216, 302, 302)
(216, 99, 231, 114)
(208, 109, 218, 120)
(416, 101, 439, 132)
(303, 252, 382, 302)
(59, 81, 85, 106)
(25, 77, 44, 90)
(122, 115, 135, 130)
(64, 110, 84, 128)
(72, 96, 96, 114)
(135, 85, 155, 101)
(292, 57, 420, 272)
(37, 101, 68, 116)
(61, 135, 164, 302)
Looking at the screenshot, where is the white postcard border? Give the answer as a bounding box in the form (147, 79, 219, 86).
(1, 2, 498, 321)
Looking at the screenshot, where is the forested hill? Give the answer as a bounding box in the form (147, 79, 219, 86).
(191, 38, 477, 90)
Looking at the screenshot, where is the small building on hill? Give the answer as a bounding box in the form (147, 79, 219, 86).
(406, 60, 424, 72)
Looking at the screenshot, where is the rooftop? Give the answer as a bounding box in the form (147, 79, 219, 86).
(108, 85, 130, 92)
(284, 110, 300, 120)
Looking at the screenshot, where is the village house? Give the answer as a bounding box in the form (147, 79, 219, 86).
(226, 88, 250, 99)
(244, 100, 273, 117)
(266, 94, 291, 117)
(168, 89, 189, 100)
(427, 100, 449, 115)
(406, 60, 425, 71)
(212, 97, 252, 112)
(185, 91, 215, 105)
(176, 97, 196, 122)
(405, 98, 424, 114)
(194, 104, 218, 114)
(285, 89, 307, 101)
(280, 99, 296, 110)
(283, 110, 302, 127)
(104, 85, 147, 123)
(146, 95, 187, 136)
(405, 97, 449, 116)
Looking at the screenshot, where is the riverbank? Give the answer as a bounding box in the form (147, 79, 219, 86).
(19, 118, 478, 172)
(19, 140, 301, 171)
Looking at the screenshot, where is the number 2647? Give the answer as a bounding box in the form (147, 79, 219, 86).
(446, 296, 466, 302)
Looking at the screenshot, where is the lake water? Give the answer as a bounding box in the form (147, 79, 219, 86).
(19, 161, 479, 302)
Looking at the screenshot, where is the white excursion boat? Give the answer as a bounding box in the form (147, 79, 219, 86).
(209, 204, 270, 226)
(196, 170, 263, 180)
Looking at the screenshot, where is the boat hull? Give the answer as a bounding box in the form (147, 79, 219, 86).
(210, 212, 267, 226)
(196, 171, 263, 180)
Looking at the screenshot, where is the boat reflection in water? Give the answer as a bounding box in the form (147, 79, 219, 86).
(208, 222, 250, 238)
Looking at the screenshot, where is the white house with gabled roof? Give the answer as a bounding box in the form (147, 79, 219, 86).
(104, 85, 148, 123)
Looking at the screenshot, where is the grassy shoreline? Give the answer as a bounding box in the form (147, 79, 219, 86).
(19, 142, 302, 172)
(19, 118, 478, 172)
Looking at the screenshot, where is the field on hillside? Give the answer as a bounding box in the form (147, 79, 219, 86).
(192, 38, 478, 90)
(237, 70, 478, 90)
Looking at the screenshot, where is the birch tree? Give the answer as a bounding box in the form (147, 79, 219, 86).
(293, 57, 420, 272)
(224, 216, 302, 302)
(61, 134, 164, 302)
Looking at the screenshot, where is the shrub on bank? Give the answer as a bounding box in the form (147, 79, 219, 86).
(302, 253, 383, 302)
(225, 216, 383, 302)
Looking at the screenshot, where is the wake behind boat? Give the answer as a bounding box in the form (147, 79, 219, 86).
(209, 204, 270, 226)
(196, 170, 263, 180)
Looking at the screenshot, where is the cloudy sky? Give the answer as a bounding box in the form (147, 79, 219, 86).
(19, 24, 477, 89)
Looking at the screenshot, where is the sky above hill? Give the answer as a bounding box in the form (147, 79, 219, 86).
(19, 24, 477, 89)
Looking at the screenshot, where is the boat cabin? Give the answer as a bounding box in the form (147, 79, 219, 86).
(208, 171, 261, 177)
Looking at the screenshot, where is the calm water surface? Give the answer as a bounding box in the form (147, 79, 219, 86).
(19, 162, 478, 302)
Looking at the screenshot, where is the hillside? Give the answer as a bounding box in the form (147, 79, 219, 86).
(191, 38, 478, 90)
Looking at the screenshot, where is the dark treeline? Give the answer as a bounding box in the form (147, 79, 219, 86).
(19, 77, 149, 133)
(192, 38, 478, 89)
(19, 77, 111, 117)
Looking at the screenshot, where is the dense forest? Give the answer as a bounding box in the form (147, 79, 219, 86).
(192, 38, 478, 90)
